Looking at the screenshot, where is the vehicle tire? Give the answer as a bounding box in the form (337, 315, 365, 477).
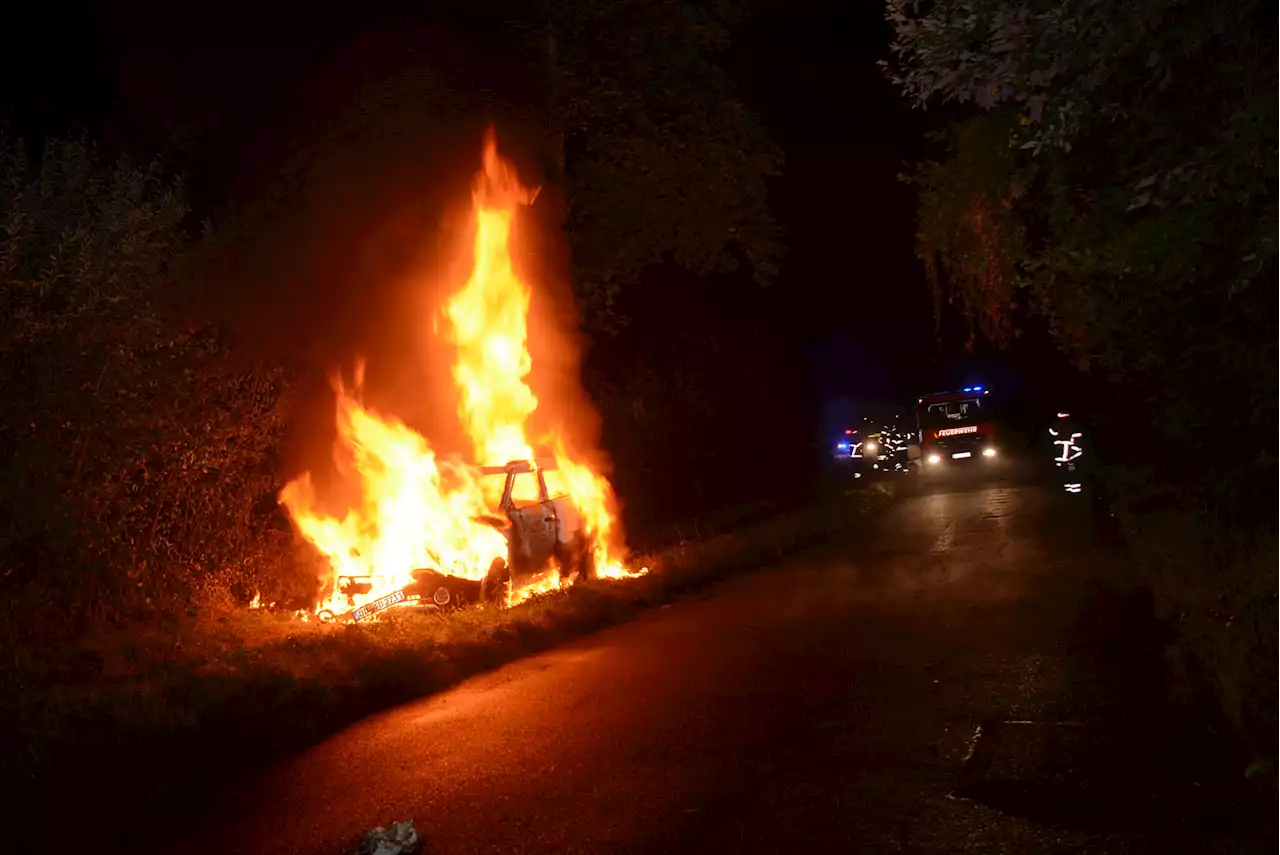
(480, 557, 511, 608)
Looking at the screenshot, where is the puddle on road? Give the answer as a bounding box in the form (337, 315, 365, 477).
(951, 720, 1263, 839)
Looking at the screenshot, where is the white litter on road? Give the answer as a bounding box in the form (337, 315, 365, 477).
(356, 819, 419, 855)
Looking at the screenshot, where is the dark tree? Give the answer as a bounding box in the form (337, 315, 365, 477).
(886, 0, 1277, 758)
(536, 0, 783, 329)
(887, 0, 1276, 467)
(0, 136, 306, 631)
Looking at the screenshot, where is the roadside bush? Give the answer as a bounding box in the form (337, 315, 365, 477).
(1107, 473, 1278, 759)
(0, 134, 305, 636)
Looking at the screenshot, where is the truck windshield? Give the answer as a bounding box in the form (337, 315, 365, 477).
(919, 397, 984, 430)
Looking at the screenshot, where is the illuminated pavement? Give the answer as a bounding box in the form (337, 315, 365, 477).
(167, 471, 1262, 855)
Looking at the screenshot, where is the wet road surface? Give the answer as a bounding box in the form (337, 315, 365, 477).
(168, 470, 1263, 854)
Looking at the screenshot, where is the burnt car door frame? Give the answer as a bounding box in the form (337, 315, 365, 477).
(501, 465, 560, 572)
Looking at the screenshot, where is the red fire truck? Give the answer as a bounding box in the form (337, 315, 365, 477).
(911, 386, 1000, 471)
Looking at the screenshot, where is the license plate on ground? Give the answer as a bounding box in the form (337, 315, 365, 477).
(351, 589, 406, 621)
(952, 451, 972, 459)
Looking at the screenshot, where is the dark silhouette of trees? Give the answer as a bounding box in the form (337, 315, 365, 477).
(535, 0, 782, 329)
(886, 0, 1277, 758)
(0, 136, 310, 631)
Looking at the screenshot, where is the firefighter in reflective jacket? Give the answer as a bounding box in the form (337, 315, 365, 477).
(1048, 411, 1088, 493)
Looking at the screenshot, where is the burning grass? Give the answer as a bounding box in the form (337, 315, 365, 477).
(0, 479, 892, 851)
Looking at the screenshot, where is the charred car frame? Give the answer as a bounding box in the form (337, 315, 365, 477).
(318, 459, 595, 622)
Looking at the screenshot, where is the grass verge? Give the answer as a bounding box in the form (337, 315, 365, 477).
(1097, 469, 1278, 798)
(0, 479, 894, 852)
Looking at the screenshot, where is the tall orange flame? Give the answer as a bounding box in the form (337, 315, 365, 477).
(281, 130, 640, 617)
(445, 129, 541, 468)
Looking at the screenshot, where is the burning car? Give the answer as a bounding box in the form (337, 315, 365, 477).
(287, 129, 640, 626)
(475, 458, 596, 604)
(318, 458, 594, 622)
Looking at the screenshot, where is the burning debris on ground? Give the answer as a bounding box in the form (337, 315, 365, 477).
(279, 129, 645, 624)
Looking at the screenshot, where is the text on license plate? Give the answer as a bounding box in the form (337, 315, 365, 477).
(352, 589, 406, 621)
(951, 452, 972, 459)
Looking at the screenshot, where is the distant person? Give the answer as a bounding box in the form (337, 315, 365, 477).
(1048, 410, 1090, 493)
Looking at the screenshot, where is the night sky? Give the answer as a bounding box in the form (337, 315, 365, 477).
(729, 0, 941, 430)
(3, 0, 988, 431)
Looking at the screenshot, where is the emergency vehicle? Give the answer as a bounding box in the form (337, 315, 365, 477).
(911, 386, 999, 470)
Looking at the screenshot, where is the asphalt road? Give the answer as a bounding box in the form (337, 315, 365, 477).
(168, 468, 1263, 855)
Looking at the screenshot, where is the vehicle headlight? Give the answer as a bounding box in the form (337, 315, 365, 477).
(864, 442, 878, 453)
(982, 447, 997, 457)
(927, 454, 941, 465)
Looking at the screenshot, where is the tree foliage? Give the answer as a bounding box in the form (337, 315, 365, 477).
(887, 0, 1277, 460)
(0, 1, 787, 628)
(886, 0, 1273, 155)
(0, 135, 305, 633)
(535, 0, 783, 328)
(194, 6, 781, 334)
(904, 113, 1024, 343)
(887, 0, 1277, 755)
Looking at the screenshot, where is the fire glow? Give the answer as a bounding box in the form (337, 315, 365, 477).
(280, 130, 643, 618)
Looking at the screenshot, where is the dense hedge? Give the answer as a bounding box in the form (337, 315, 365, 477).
(0, 136, 318, 636)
